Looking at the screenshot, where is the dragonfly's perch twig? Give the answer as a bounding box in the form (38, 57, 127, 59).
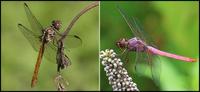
(100, 49, 139, 91)
(59, 1, 99, 41)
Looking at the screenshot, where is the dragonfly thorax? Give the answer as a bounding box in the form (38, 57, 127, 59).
(127, 37, 147, 52)
(42, 27, 56, 43)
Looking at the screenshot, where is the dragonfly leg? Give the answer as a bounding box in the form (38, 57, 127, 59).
(52, 37, 58, 47)
(119, 48, 127, 56)
(124, 51, 130, 66)
(133, 49, 141, 72)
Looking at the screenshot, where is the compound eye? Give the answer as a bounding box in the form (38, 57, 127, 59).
(52, 20, 61, 30)
(116, 42, 119, 46)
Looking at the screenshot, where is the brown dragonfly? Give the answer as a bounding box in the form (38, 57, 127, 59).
(18, 3, 82, 88)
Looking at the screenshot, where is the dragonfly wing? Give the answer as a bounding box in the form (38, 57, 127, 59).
(146, 51, 161, 86)
(18, 24, 57, 62)
(131, 17, 157, 46)
(62, 35, 82, 49)
(18, 24, 57, 63)
(117, 6, 143, 39)
(130, 17, 148, 43)
(43, 41, 57, 63)
(133, 51, 149, 76)
(43, 34, 77, 64)
(24, 3, 43, 36)
(43, 40, 72, 65)
(117, 6, 153, 45)
(18, 24, 41, 51)
(133, 51, 141, 73)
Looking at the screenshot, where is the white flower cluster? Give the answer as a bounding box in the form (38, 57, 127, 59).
(100, 49, 139, 91)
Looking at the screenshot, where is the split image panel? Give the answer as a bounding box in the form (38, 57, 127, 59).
(1, 1, 199, 91)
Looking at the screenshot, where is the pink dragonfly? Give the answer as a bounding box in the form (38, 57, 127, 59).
(116, 7, 197, 84)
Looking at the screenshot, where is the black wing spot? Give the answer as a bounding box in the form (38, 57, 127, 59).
(74, 35, 80, 39)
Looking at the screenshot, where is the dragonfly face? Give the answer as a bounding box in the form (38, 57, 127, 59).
(116, 38, 128, 49)
(52, 20, 61, 30)
(41, 20, 61, 43)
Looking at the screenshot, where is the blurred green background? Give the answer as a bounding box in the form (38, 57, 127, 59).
(1, 1, 99, 91)
(100, 1, 199, 91)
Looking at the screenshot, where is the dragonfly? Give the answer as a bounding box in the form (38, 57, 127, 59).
(18, 3, 82, 88)
(116, 7, 197, 84)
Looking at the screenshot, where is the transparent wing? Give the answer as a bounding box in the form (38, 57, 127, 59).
(130, 17, 148, 44)
(133, 47, 161, 85)
(24, 3, 43, 36)
(18, 24, 41, 51)
(133, 51, 149, 76)
(43, 41, 57, 63)
(117, 6, 154, 46)
(43, 39, 73, 64)
(131, 17, 156, 46)
(18, 24, 57, 63)
(146, 51, 161, 86)
(40, 34, 80, 63)
(117, 6, 145, 41)
(62, 35, 82, 49)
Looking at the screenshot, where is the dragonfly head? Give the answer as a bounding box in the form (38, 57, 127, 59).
(116, 38, 128, 49)
(52, 20, 61, 30)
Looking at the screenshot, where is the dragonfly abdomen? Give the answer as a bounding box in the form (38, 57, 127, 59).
(147, 46, 196, 62)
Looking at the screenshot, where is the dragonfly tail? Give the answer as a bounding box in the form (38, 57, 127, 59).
(147, 46, 197, 62)
(31, 43, 45, 88)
